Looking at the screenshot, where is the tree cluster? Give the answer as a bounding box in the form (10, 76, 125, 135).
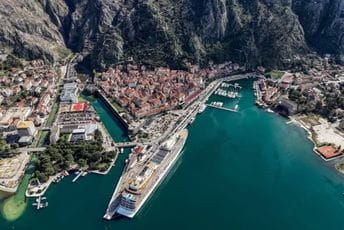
(34, 130, 117, 183)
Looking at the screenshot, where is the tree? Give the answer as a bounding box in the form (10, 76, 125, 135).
(105, 151, 117, 160)
(43, 162, 55, 176)
(288, 88, 302, 102)
(94, 129, 103, 143)
(78, 158, 87, 168)
(66, 153, 74, 166)
(35, 171, 48, 183)
(50, 148, 63, 162)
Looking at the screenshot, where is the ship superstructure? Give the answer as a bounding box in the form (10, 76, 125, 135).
(104, 129, 188, 219)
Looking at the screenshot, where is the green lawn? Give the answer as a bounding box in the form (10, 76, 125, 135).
(267, 70, 285, 80)
(1, 152, 38, 221)
(78, 95, 86, 102)
(60, 133, 70, 142)
(46, 103, 59, 127)
(111, 100, 125, 113)
(36, 130, 49, 147)
(80, 92, 96, 102)
(1, 174, 30, 221)
(0, 70, 9, 76)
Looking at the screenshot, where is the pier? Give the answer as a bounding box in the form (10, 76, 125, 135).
(72, 172, 83, 183)
(36, 196, 42, 210)
(206, 104, 238, 113)
(32, 196, 48, 210)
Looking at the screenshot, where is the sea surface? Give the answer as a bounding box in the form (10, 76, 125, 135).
(1, 80, 344, 230)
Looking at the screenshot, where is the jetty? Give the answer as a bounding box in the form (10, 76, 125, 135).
(72, 171, 83, 183)
(32, 196, 48, 210)
(206, 104, 238, 113)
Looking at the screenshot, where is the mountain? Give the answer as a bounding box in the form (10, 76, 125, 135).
(0, 0, 343, 70)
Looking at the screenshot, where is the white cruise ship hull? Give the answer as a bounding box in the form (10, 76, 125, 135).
(116, 130, 188, 218)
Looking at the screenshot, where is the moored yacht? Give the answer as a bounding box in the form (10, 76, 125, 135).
(198, 104, 207, 114)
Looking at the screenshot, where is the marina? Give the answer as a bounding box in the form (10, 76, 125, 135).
(2, 79, 344, 230)
(206, 81, 242, 113)
(214, 88, 240, 99)
(52, 171, 69, 184)
(32, 196, 48, 210)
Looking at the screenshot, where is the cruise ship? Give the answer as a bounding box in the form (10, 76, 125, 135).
(103, 129, 188, 219)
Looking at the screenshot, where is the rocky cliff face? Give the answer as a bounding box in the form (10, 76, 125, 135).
(0, 0, 70, 62)
(292, 0, 344, 55)
(0, 0, 343, 69)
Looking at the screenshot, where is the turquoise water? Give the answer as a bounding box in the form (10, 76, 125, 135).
(1, 80, 344, 230)
(87, 96, 129, 142)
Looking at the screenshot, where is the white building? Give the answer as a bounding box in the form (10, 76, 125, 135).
(16, 120, 36, 137)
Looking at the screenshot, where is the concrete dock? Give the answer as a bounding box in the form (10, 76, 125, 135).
(206, 104, 238, 113)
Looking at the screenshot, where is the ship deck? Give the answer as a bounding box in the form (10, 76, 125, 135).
(105, 129, 188, 218)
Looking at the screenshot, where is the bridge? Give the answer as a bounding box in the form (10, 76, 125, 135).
(19, 147, 47, 153)
(26, 147, 47, 152)
(39, 127, 51, 131)
(115, 142, 139, 148)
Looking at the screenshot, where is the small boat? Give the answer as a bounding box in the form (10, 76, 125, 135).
(188, 116, 195, 125)
(198, 104, 206, 114)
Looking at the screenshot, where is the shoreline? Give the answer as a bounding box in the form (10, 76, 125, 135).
(25, 109, 121, 198)
(26, 149, 119, 198)
(287, 115, 344, 170)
